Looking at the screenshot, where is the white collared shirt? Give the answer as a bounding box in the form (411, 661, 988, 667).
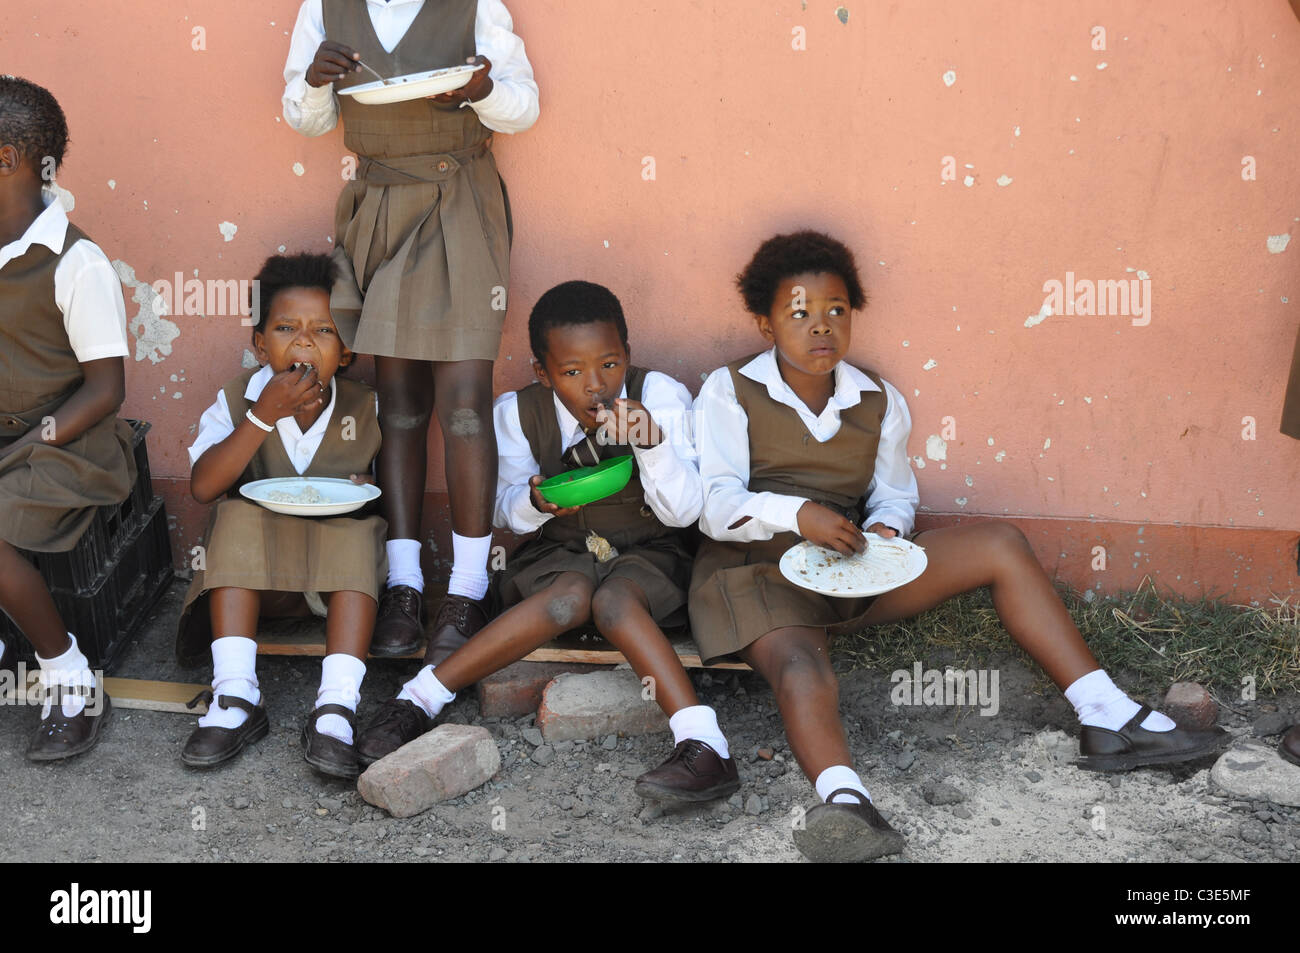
(283, 0, 539, 137)
(493, 371, 703, 535)
(187, 365, 378, 476)
(0, 189, 129, 363)
(694, 348, 918, 542)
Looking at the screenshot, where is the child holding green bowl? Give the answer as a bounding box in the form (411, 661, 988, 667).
(358, 280, 739, 804)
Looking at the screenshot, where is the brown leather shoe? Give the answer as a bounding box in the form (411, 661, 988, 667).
(1281, 725, 1300, 767)
(634, 740, 740, 803)
(356, 697, 434, 766)
(369, 585, 425, 657)
(26, 685, 112, 762)
(302, 704, 361, 779)
(181, 691, 270, 768)
(1076, 704, 1228, 772)
(792, 788, 907, 863)
(423, 595, 489, 667)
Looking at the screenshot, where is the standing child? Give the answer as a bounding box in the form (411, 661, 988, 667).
(177, 253, 385, 779)
(0, 77, 135, 760)
(283, 0, 539, 663)
(357, 281, 739, 804)
(692, 230, 1228, 862)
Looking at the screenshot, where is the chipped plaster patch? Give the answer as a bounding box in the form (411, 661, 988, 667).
(1025, 301, 1052, 328)
(48, 182, 75, 212)
(1267, 233, 1290, 254)
(112, 259, 181, 364)
(242, 349, 260, 369)
(292, 162, 305, 176)
(996, 175, 1013, 187)
(942, 70, 957, 87)
(925, 435, 947, 461)
(218, 221, 238, 243)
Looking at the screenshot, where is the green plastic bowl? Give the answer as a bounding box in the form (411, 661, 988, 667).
(537, 454, 634, 507)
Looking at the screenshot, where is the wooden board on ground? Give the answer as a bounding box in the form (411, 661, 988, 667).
(253, 617, 749, 671)
(1, 674, 210, 715)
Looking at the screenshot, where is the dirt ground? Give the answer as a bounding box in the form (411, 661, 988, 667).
(2, 578, 1297, 864)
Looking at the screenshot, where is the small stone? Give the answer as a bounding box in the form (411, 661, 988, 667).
(317, 797, 343, 812)
(756, 746, 775, 761)
(744, 794, 764, 816)
(521, 727, 544, 747)
(989, 817, 1002, 826)
(727, 793, 744, 810)
(530, 745, 556, 765)
(1024, 770, 1042, 783)
(281, 798, 295, 809)
(488, 846, 508, 862)
(922, 781, 965, 806)
(1253, 712, 1294, 738)
(1163, 681, 1218, 731)
(896, 750, 916, 770)
(1238, 819, 1268, 844)
(558, 795, 575, 811)
(952, 805, 973, 820)
(1187, 844, 1212, 860)
(572, 802, 591, 818)
(232, 796, 250, 810)
(602, 734, 618, 750)
(996, 727, 1015, 742)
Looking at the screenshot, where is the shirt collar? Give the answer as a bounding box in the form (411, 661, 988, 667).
(0, 188, 71, 268)
(552, 380, 630, 451)
(739, 347, 880, 413)
(244, 364, 339, 439)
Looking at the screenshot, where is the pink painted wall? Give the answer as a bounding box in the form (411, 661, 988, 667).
(6, 1, 1300, 599)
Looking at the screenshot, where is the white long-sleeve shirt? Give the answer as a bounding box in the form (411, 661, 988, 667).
(0, 189, 129, 363)
(694, 348, 919, 543)
(187, 365, 379, 476)
(283, 0, 539, 137)
(493, 371, 704, 536)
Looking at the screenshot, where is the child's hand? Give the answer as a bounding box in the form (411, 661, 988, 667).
(595, 399, 661, 448)
(307, 41, 361, 87)
(428, 56, 494, 105)
(252, 364, 325, 424)
(528, 474, 582, 518)
(864, 522, 898, 539)
(797, 501, 867, 556)
(348, 473, 375, 486)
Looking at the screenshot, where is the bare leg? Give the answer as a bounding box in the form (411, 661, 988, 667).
(863, 521, 1098, 689)
(432, 358, 496, 539)
(432, 572, 594, 692)
(374, 356, 435, 542)
(325, 590, 378, 659)
(208, 587, 262, 640)
(740, 625, 849, 782)
(590, 577, 698, 717)
(0, 542, 69, 657)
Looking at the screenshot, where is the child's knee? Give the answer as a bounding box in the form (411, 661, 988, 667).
(985, 520, 1033, 558)
(442, 406, 488, 440)
(380, 406, 431, 431)
(543, 575, 593, 628)
(589, 581, 640, 631)
(769, 644, 837, 697)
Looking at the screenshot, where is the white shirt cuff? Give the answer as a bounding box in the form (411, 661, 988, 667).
(505, 483, 552, 534)
(759, 493, 808, 536)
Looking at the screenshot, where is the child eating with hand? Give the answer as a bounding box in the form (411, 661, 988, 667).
(177, 253, 385, 779)
(357, 281, 739, 804)
(691, 230, 1227, 862)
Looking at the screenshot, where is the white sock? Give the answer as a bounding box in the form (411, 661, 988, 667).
(35, 633, 94, 718)
(198, 636, 260, 730)
(396, 664, 455, 719)
(1064, 669, 1175, 732)
(668, 705, 730, 759)
(315, 653, 366, 745)
(815, 765, 872, 805)
(386, 539, 425, 592)
(447, 532, 492, 601)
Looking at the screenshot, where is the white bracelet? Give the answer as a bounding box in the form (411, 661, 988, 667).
(245, 408, 274, 433)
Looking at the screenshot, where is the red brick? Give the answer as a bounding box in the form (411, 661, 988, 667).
(475, 660, 603, 719)
(1163, 681, 1218, 731)
(357, 724, 500, 818)
(536, 670, 669, 742)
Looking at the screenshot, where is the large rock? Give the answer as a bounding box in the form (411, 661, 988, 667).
(357, 724, 500, 818)
(537, 669, 668, 742)
(1210, 740, 1300, 807)
(476, 660, 602, 719)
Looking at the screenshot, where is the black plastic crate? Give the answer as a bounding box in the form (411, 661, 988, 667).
(2, 495, 174, 672)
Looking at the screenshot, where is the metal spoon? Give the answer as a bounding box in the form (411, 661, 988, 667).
(355, 58, 395, 86)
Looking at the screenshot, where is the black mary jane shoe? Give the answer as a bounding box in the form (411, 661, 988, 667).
(181, 691, 270, 768)
(1076, 704, 1229, 772)
(27, 684, 113, 762)
(791, 788, 907, 863)
(302, 704, 361, 779)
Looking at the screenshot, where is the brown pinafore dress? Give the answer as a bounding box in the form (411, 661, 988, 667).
(175, 369, 387, 665)
(0, 221, 135, 553)
(324, 0, 513, 362)
(498, 367, 696, 625)
(1282, 330, 1300, 439)
(688, 355, 889, 663)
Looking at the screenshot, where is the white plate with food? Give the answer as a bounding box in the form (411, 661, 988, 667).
(337, 64, 484, 105)
(779, 534, 927, 598)
(240, 477, 380, 517)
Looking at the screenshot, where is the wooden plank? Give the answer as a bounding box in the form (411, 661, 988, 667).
(253, 619, 749, 670)
(0, 674, 210, 714)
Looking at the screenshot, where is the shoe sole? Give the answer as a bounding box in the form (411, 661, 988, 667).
(301, 726, 361, 779)
(180, 714, 271, 769)
(792, 808, 907, 863)
(633, 777, 741, 804)
(27, 696, 113, 762)
(1075, 736, 1230, 773)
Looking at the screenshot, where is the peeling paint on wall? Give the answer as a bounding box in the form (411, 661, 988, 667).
(1267, 233, 1290, 254)
(218, 221, 238, 243)
(112, 259, 181, 364)
(925, 435, 947, 461)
